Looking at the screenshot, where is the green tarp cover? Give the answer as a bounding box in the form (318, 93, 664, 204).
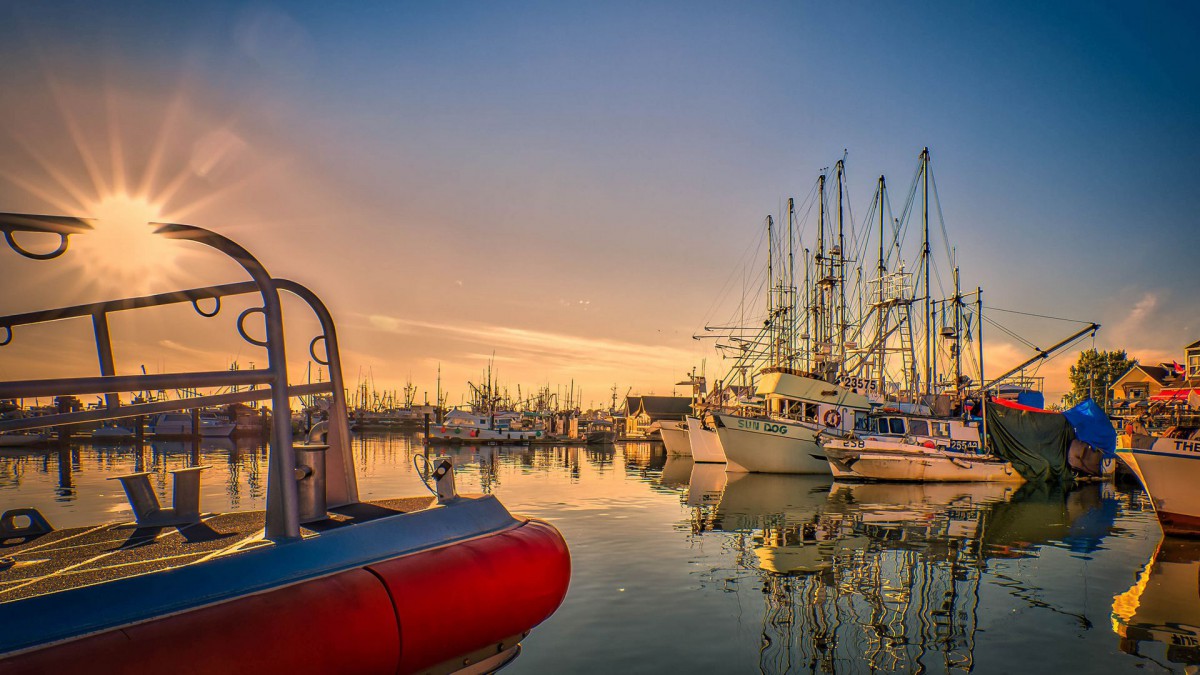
(986, 403, 1075, 483)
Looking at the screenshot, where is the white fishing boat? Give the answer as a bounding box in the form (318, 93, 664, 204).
(713, 369, 869, 474)
(424, 409, 543, 444)
(657, 420, 692, 456)
(1125, 428, 1200, 535)
(823, 437, 1023, 482)
(685, 415, 725, 463)
(818, 411, 1025, 482)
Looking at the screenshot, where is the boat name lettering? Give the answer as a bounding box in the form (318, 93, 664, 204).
(735, 419, 788, 435)
(948, 440, 980, 450)
(1174, 439, 1200, 454)
(841, 439, 865, 449)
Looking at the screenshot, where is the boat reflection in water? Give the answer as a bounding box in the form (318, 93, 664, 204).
(694, 474, 1124, 673)
(1113, 538, 1200, 668)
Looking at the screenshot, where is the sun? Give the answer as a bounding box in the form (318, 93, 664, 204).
(74, 195, 181, 293)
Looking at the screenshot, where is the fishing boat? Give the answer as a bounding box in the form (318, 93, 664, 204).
(713, 369, 868, 473)
(0, 211, 570, 672)
(1124, 427, 1200, 535)
(583, 418, 618, 445)
(824, 439, 1023, 482)
(657, 419, 692, 456)
(685, 415, 726, 463)
(424, 409, 544, 444)
(150, 411, 236, 437)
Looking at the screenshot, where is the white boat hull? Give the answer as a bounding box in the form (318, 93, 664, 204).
(712, 413, 829, 474)
(1129, 436, 1200, 535)
(659, 423, 692, 457)
(685, 416, 725, 463)
(824, 438, 1024, 482)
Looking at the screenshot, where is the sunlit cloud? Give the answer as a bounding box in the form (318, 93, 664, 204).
(359, 314, 694, 375)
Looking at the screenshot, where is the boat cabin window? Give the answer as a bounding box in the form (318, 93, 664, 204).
(804, 402, 819, 421)
(908, 420, 929, 437)
(888, 418, 906, 435)
(931, 422, 951, 438)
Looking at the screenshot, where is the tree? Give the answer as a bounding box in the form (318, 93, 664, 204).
(1064, 349, 1133, 408)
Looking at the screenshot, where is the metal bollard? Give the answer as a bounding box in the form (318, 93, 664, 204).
(293, 443, 329, 523)
(430, 457, 458, 503)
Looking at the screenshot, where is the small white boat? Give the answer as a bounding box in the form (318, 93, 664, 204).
(424, 410, 542, 444)
(657, 420, 692, 457)
(823, 437, 1024, 482)
(1126, 429, 1200, 535)
(685, 415, 726, 463)
(150, 412, 236, 437)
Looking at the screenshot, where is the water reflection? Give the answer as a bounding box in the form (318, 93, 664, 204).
(687, 473, 1128, 673)
(1114, 538, 1200, 669)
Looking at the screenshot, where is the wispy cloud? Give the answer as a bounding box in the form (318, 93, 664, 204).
(357, 314, 693, 375)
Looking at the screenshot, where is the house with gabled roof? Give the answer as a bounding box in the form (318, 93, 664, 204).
(623, 395, 693, 437)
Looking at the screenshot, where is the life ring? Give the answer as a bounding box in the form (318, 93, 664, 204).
(823, 410, 842, 428)
(470, 429, 479, 438)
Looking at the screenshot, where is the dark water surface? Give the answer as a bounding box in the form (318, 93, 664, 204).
(1, 433, 1193, 673)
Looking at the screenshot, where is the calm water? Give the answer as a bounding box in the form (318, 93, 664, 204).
(1, 434, 1194, 673)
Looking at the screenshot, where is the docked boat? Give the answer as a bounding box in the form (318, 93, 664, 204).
(0, 211, 570, 672)
(150, 412, 236, 437)
(0, 432, 49, 447)
(713, 369, 869, 474)
(657, 419, 692, 456)
(685, 415, 725, 463)
(1125, 427, 1200, 535)
(819, 411, 1023, 482)
(423, 409, 543, 444)
(824, 439, 1023, 482)
(583, 419, 618, 445)
(91, 422, 135, 439)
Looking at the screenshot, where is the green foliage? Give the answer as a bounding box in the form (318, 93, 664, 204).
(1064, 349, 1133, 407)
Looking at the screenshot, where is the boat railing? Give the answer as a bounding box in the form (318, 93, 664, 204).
(0, 212, 357, 542)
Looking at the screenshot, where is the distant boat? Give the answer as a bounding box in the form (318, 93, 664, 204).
(0, 432, 48, 448)
(424, 410, 543, 444)
(150, 412, 236, 437)
(583, 419, 617, 445)
(91, 422, 135, 439)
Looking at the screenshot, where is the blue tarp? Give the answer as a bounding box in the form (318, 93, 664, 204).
(1016, 391, 1045, 409)
(1062, 398, 1117, 457)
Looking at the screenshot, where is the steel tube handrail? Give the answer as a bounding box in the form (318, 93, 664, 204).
(0, 281, 259, 329)
(0, 370, 274, 400)
(150, 222, 300, 541)
(0, 382, 334, 433)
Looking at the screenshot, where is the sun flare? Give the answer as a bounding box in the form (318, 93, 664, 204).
(74, 194, 180, 292)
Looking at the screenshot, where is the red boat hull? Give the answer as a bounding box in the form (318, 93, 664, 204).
(3, 518, 570, 675)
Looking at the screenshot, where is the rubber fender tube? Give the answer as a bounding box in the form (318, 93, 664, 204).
(2, 568, 400, 675)
(370, 518, 571, 674)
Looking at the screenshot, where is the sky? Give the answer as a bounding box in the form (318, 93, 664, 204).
(0, 1, 1197, 408)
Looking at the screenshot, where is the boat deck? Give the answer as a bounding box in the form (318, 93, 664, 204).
(0, 496, 435, 603)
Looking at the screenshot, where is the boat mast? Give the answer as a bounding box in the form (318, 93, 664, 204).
(815, 174, 826, 367)
(978, 288, 987, 447)
(767, 215, 775, 366)
(836, 160, 846, 376)
(877, 175, 886, 394)
(922, 147, 931, 398)
(788, 197, 795, 369)
(954, 265, 962, 398)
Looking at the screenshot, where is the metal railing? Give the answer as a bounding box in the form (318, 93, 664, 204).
(0, 212, 358, 541)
